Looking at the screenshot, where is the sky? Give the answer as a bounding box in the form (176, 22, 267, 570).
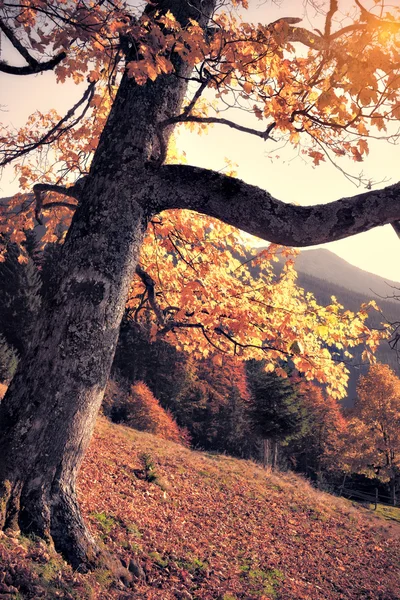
(0, 0, 399, 282)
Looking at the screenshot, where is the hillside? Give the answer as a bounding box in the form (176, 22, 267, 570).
(1, 417, 399, 599)
(294, 270, 400, 405)
(294, 249, 399, 302)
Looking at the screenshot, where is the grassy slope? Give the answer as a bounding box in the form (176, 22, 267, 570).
(1, 417, 399, 600)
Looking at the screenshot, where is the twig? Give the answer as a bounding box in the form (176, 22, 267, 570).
(1, 82, 96, 167)
(161, 115, 276, 141)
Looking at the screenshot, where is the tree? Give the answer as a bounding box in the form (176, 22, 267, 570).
(343, 364, 400, 505)
(286, 381, 347, 482)
(0, 334, 18, 383)
(246, 360, 305, 469)
(172, 355, 254, 456)
(0, 0, 399, 570)
(103, 379, 188, 445)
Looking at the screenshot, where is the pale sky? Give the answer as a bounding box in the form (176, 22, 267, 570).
(1, 0, 399, 282)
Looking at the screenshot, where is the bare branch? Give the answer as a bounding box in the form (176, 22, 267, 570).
(42, 201, 78, 212)
(0, 82, 96, 167)
(161, 115, 276, 141)
(149, 164, 400, 247)
(392, 221, 400, 239)
(0, 18, 66, 75)
(324, 0, 339, 38)
(33, 180, 85, 224)
(135, 264, 166, 325)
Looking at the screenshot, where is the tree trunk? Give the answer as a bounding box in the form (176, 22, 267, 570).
(390, 478, 397, 506)
(0, 178, 147, 570)
(272, 441, 278, 471)
(0, 0, 216, 571)
(262, 439, 270, 469)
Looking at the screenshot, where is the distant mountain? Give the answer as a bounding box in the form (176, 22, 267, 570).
(292, 248, 399, 303)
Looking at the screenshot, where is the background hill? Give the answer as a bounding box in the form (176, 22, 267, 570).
(292, 249, 399, 302)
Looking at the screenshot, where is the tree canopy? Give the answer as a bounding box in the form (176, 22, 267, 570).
(1, 0, 399, 396)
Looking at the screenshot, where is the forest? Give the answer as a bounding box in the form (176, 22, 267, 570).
(0, 0, 400, 597)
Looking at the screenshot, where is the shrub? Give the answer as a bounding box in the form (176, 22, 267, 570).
(103, 380, 189, 446)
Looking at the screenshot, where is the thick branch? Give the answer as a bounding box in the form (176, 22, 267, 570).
(135, 264, 165, 325)
(0, 17, 38, 66)
(152, 165, 400, 247)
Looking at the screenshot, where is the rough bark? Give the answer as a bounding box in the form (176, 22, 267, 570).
(0, 177, 147, 569)
(154, 164, 400, 246)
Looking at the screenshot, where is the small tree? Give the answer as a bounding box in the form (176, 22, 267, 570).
(104, 380, 188, 445)
(343, 364, 400, 505)
(246, 360, 305, 469)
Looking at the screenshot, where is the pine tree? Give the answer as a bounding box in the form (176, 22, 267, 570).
(0, 241, 42, 356)
(246, 360, 305, 469)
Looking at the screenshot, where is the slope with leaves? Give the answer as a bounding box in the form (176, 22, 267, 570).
(1, 417, 399, 599)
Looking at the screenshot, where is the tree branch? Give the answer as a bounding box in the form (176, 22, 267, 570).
(150, 164, 400, 247)
(135, 264, 166, 325)
(33, 180, 85, 224)
(0, 82, 95, 167)
(0, 18, 66, 75)
(161, 115, 276, 141)
(324, 0, 338, 38)
(0, 17, 38, 66)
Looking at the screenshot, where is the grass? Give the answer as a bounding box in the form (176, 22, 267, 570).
(368, 503, 400, 524)
(90, 511, 117, 534)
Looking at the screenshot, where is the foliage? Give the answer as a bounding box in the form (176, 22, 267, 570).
(0, 382, 7, 400)
(0, 0, 395, 398)
(285, 381, 348, 481)
(132, 211, 384, 399)
(246, 360, 306, 442)
(103, 380, 188, 446)
(2, 0, 400, 186)
(341, 364, 400, 497)
(168, 355, 249, 451)
(112, 315, 185, 410)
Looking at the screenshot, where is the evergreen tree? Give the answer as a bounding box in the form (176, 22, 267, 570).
(0, 241, 42, 356)
(246, 360, 305, 469)
(284, 381, 347, 483)
(112, 312, 185, 409)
